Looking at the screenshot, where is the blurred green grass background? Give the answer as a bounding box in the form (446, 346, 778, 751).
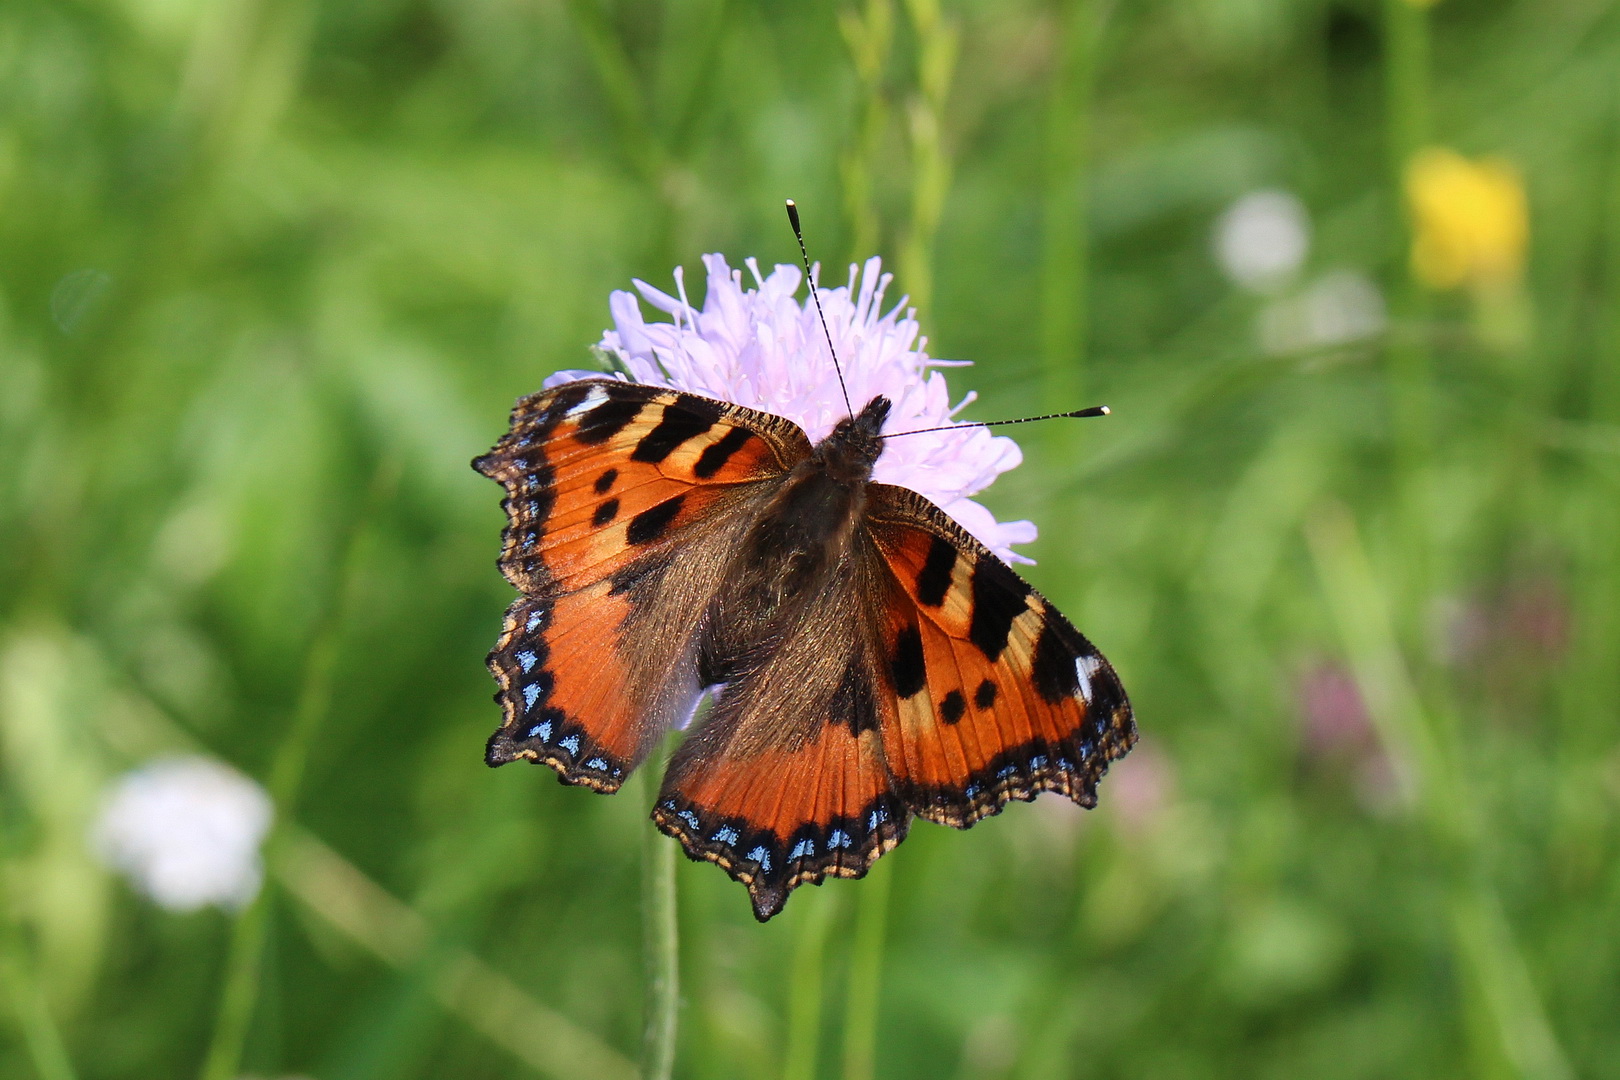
(3, 0, 1620, 1077)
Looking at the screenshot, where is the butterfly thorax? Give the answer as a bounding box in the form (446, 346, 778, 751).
(815, 395, 891, 483)
(726, 395, 891, 615)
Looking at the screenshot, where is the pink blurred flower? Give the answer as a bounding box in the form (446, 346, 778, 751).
(1297, 660, 1375, 757)
(1437, 577, 1570, 673)
(1295, 659, 1403, 811)
(1105, 741, 1176, 833)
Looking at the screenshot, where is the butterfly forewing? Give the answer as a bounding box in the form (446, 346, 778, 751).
(474, 379, 811, 790)
(866, 484, 1136, 826)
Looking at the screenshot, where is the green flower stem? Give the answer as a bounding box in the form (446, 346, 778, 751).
(641, 739, 680, 1080)
(198, 460, 398, 1080)
(1382, 0, 1436, 599)
(783, 889, 838, 1080)
(839, 861, 891, 1080)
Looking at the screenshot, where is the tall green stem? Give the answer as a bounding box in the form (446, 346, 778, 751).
(1041, 0, 1101, 410)
(1382, 0, 1436, 600)
(898, 0, 959, 317)
(839, 861, 890, 1080)
(641, 740, 679, 1080)
(197, 460, 396, 1080)
(783, 890, 837, 1080)
(839, 0, 895, 263)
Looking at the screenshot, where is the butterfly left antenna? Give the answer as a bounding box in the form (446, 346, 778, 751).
(786, 199, 855, 418)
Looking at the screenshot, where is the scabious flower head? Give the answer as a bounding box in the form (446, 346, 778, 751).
(547, 254, 1037, 562)
(91, 756, 272, 912)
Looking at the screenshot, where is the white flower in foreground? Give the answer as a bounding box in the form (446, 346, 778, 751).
(92, 756, 272, 912)
(548, 254, 1037, 562)
(1214, 190, 1310, 292)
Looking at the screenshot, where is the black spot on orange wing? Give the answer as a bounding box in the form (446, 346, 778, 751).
(631, 401, 721, 463)
(916, 535, 956, 607)
(1030, 621, 1081, 704)
(627, 495, 685, 544)
(694, 427, 754, 479)
(940, 690, 966, 724)
(968, 557, 1030, 660)
(592, 498, 620, 527)
(834, 657, 881, 737)
(891, 625, 926, 697)
(974, 679, 998, 709)
(574, 398, 642, 444)
(593, 468, 618, 494)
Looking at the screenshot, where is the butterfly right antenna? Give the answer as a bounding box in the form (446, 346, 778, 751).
(785, 200, 855, 419)
(883, 406, 1111, 439)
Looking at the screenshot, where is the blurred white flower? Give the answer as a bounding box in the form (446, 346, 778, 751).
(1214, 190, 1311, 291)
(91, 756, 272, 912)
(548, 254, 1037, 562)
(1258, 270, 1387, 354)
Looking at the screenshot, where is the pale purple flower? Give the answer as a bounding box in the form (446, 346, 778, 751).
(91, 756, 272, 912)
(548, 254, 1037, 562)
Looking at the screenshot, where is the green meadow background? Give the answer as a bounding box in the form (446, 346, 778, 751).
(4, 0, 1619, 1077)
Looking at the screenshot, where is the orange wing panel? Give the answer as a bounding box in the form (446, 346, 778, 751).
(867, 484, 1135, 827)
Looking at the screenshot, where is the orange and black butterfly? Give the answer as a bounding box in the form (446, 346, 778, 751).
(473, 375, 1136, 920)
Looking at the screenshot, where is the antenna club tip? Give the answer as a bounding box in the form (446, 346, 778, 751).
(785, 200, 802, 233)
(1099, 405, 1111, 416)
(785, 198, 796, 207)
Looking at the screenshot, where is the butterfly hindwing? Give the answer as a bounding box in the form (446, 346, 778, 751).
(475, 379, 812, 790)
(653, 551, 910, 921)
(866, 484, 1136, 826)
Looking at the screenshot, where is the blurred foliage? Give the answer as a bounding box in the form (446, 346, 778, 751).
(3, 0, 1620, 1078)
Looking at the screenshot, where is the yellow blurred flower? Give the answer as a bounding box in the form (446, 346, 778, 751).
(1405, 148, 1528, 291)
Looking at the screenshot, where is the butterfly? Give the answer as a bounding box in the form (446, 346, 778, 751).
(473, 377, 1135, 920)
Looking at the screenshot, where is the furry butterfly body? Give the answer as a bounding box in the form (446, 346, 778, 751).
(475, 377, 1135, 920)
